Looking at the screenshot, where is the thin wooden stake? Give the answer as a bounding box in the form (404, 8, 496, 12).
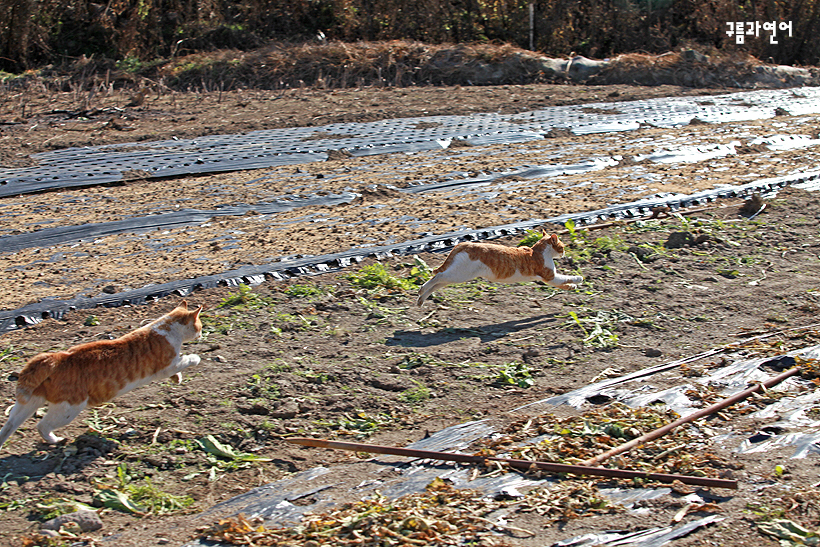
(583, 365, 801, 467)
(286, 437, 737, 489)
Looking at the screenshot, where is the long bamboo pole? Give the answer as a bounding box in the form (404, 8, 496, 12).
(583, 365, 801, 467)
(286, 437, 738, 489)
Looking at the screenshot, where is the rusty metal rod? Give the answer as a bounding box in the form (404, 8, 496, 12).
(583, 365, 801, 467)
(286, 437, 737, 489)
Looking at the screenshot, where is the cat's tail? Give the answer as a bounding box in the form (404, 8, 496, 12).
(16, 353, 58, 404)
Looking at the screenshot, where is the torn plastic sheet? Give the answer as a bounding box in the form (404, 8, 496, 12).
(521, 341, 820, 459)
(403, 156, 621, 194)
(633, 141, 740, 164)
(553, 515, 724, 547)
(191, 466, 336, 528)
(0, 192, 356, 253)
(5, 143, 808, 256)
(750, 134, 820, 151)
(180, 420, 546, 547)
(179, 390, 725, 547)
(3, 87, 820, 197)
(3, 169, 814, 334)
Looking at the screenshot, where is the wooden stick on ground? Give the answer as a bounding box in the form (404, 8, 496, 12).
(286, 437, 738, 489)
(582, 365, 801, 467)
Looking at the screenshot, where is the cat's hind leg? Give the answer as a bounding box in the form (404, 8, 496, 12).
(37, 400, 87, 444)
(0, 395, 45, 448)
(416, 275, 451, 307)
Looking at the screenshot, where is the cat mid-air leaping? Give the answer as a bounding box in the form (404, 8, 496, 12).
(417, 231, 583, 307)
(0, 301, 203, 449)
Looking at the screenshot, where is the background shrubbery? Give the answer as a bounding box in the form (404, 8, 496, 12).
(1, 0, 817, 75)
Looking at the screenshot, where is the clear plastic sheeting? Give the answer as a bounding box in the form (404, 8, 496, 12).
(3, 87, 820, 197)
(633, 142, 741, 164)
(522, 343, 820, 459)
(553, 515, 724, 547)
(750, 134, 820, 151)
(190, 467, 335, 528)
(179, 339, 794, 546)
(179, 421, 549, 547)
(403, 157, 621, 194)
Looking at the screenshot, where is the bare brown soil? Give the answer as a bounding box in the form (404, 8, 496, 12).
(1, 80, 820, 547)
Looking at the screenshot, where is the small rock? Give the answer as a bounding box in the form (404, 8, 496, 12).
(157, 539, 171, 545)
(627, 245, 654, 262)
(739, 193, 766, 217)
(645, 348, 663, 358)
(214, 355, 227, 363)
(237, 403, 270, 415)
(665, 231, 694, 249)
(41, 510, 103, 532)
(269, 399, 300, 419)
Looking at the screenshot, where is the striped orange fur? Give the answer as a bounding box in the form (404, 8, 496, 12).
(417, 231, 583, 306)
(0, 301, 203, 448)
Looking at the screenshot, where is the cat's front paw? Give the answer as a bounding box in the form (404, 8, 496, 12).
(181, 354, 201, 367)
(559, 276, 584, 290)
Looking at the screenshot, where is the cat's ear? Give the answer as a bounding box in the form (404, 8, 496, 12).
(177, 300, 189, 310)
(193, 305, 204, 316)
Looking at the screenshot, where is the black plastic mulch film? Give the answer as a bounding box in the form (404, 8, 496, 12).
(2, 87, 820, 332)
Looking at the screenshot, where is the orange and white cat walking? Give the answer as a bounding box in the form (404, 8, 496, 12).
(0, 301, 203, 449)
(416, 231, 583, 307)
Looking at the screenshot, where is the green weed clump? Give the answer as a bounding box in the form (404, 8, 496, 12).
(345, 260, 430, 292)
(94, 463, 195, 515)
(219, 284, 267, 309)
(399, 381, 431, 403)
(517, 229, 544, 247)
(284, 284, 326, 298)
(494, 362, 534, 388)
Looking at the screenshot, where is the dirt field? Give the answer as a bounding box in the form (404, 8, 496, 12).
(2, 78, 820, 547)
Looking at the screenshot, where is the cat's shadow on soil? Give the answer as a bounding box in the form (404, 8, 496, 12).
(0, 433, 115, 487)
(387, 314, 560, 347)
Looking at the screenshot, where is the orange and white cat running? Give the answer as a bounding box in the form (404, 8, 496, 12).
(0, 301, 203, 449)
(416, 231, 583, 307)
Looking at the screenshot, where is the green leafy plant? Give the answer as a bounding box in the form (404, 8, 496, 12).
(397, 352, 448, 369)
(494, 362, 534, 388)
(344, 263, 414, 291)
(200, 313, 253, 338)
(246, 373, 281, 399)
(0, 345, 16, 363)
(295, 369, 335, 384)
(406, 256, 432, 288)
(196, 435, 273, 481)
(399, 381, 431, 403)
(219, 284, 266, 309)
(517, 229, 544, 247)
(32, 498, 96, 521)
(565, 309, 633, 349)
(284, 284, 325, 298)
(93, 463, 194, 515)
(316, 412, 397, 438)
